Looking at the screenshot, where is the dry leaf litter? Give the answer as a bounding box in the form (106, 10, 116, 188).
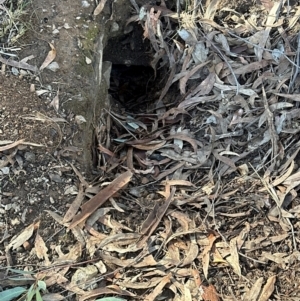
(2, 0, 300, 300)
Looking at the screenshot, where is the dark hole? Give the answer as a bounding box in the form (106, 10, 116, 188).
(108, 64, 155, 112)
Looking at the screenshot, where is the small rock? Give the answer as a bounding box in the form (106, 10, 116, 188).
(94, 260, 107, 274)
(64, 185, 78, 195)
(15, 155, 24, 168)
(49, 173, 62, 183)
(46, 62, 60, 72)
(82, 0, 90, 8)
(4, 204, 12, 211)
(20, 69, 28, 76)
(75, 115, 86, 124)
(28, 197, 37, 205)
(49, 128, 58, 138)
(30, 84, 35, 92)
(129, 187, 142, 197)
(11, 218, 20, 226)
(111, 22, 119, 32)
(11, 67, 19, 75)
(0, 167, 10, 175)
(1, 198, 10, 205)
(24, 152, 36, 163)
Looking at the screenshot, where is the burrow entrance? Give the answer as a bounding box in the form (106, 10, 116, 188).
(108, 64, 155, 112)
(103, 23, 161, 113)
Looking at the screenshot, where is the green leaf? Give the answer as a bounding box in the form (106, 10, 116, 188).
(26, 284, 36, 301)
(0, 287, 26, 301)
(127, 122, 139, 129)
(37, 280, 47, 291)
(8, 268, 35, 275)
(113, 138, 128, 143)
(35, 289, 43, 301)
(8, 277, 35, 281)
(95, 297, 126, 301)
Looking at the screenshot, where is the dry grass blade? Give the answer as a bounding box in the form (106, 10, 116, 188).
(260, 160, 294, 192)
(159, 62, 176, 102)
(0, 55, 38, 72)
(98, 232, 140, 249)
(273, 93, 300, 102)
(243, 277, 264, 301)
(226, 239, 241, 276)
(258, 275, 276, 301)
(201, 232, 218, 279)
(63, 184, 85, 224)
(262, 85, 279, 169)
(79, 285, 136, 301)
(138, 187, 175, 248)
(145, 273, 172, 301)
(0, 139, 25, 151)
(178, 95, 216, 109)
(69, 170, 133, 229)
(204, 0, 219, 20)
(180, 235, 199, 267)
(256, 2, 281, 61)
(69, 163, 90, 187)
(179, 61, 210, 94)
(93, 0, 107, 16)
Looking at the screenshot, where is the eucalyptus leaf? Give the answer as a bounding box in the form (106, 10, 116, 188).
(113, 138, 128, 143)
(8, 277, 35, 281)
(26, 284, 35, 301)
(35, 289, 43, 301)
(8, 268, 34, 275)
(0, 287, 26, 301)
(127, 122, 139, 129)
(38, 280, 47, 291)
(96, 297, 126, 301)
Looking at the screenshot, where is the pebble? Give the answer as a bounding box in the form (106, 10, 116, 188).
(4, 204, 12, 211)
(24, 152, 36, 163)
(0, 167, 10, 175)
(49, 173, 62, 183)
(11, 217, 20, 226)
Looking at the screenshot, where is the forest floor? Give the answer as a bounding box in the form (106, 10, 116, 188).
(1, 0, 300, 300)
